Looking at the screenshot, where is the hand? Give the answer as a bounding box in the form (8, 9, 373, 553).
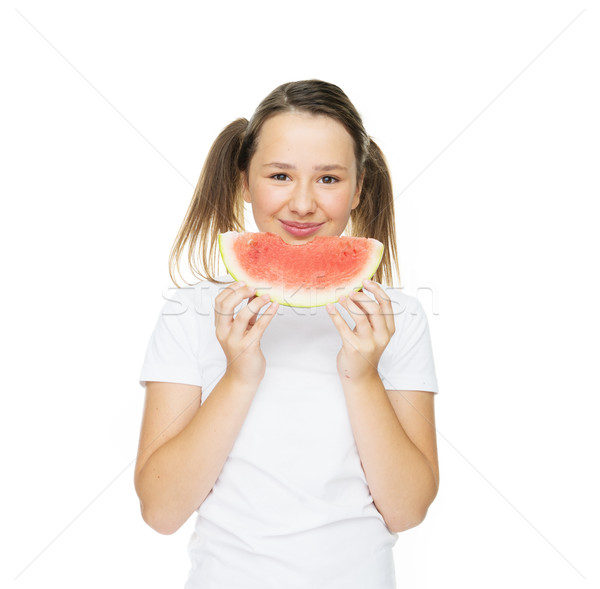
(214, 281, 278, 387)
(327, 281, 395, 382)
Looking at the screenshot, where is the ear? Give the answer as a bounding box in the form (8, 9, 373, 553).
(351, 171, 364, 210)
(242, 172, 251, 204)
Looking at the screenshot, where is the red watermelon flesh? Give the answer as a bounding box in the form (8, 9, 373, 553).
(218, 231, 384, 307)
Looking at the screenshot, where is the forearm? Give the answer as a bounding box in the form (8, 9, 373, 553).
(342, 371, 438, 532)
(135, 373, 257, 534)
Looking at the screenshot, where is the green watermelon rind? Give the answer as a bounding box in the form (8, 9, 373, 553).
(218, 231, 384, 308)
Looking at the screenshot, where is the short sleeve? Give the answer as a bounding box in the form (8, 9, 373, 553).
(138, 286, 205, 388)
(378, 292, 438, 393)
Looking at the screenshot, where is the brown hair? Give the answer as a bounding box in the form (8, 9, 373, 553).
(169, 80, 399, 286)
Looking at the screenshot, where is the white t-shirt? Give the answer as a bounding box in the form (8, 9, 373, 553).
(139, 278, 438, 589)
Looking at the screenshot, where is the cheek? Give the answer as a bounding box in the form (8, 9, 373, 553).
(326, 187, 358, 214)
(250, 184, 280, 215)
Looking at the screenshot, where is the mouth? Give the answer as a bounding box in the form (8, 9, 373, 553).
(278, 220, 324, 237)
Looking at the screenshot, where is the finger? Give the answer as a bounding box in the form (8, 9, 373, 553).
(340, 295, 373, 337)
(215, 280, 246, 298)
(327, 301, 359, 343)
(348, 290, 387, 333)
(214, 281, 247, 311)
(246, 295, 259, 327)
(248, 300, 279, 338)
(230, 293, 272, 339)
(215, 282, 255, 313)
(362, 280, 396, 333)
(214, 282, 255, 331)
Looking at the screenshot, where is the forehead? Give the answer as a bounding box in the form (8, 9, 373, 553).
(253, 112, 357, 165)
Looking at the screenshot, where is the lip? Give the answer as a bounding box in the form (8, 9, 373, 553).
(278, 220, 324, 237)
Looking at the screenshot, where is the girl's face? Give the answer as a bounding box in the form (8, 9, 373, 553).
(243, 112, 362, 244)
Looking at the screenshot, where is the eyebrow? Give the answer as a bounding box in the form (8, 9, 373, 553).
(262, 162, 348, 172)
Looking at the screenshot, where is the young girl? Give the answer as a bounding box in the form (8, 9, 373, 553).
(136, 80, 439, 589)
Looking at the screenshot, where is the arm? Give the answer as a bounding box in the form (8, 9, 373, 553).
(342, 380, 438, 532)
(134, 283, 278, 534)
(327, 282, 439, 533)
(134, 376, 257, 535)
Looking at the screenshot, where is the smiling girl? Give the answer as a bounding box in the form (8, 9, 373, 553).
(136, 80, 439, 588)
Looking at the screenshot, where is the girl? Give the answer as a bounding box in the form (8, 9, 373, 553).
(136, 80, 439, 589)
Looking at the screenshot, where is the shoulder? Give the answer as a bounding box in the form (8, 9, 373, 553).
(378, 285, 439, 393)
(381, 286, 427, 325)
(139, 279, 235, 388)
(380, 285, 434, 354)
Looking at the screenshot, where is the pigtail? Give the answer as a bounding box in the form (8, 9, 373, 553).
(169, 81, 401, 288)
(350, 139, 400, 286)
(169, 118, 248, 286)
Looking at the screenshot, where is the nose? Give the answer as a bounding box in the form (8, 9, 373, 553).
(288, 181, 317, 216)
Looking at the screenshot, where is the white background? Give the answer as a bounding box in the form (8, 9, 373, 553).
(2, 1, 599, 587)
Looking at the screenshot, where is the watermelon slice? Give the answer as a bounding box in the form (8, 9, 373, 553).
(218, 231, 384, 307)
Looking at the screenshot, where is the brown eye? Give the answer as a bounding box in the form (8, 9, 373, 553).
(320, 176, 338, 184)
(272, 173, 288, 181)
